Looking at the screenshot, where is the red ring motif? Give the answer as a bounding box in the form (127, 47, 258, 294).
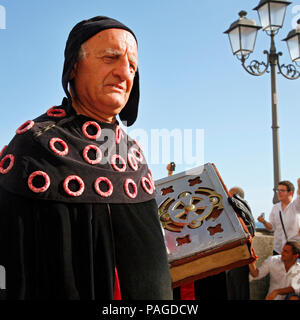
(124, 178, 138, 199)
(0, 154, 15, 174)
(16, 120, 35, 135)
(82, 121, 102, 140)
(94, 177, 113, 197)
(47, 106, 66, 118)
(131, 147, 143, 163)
(28, 171, 50, 193)
(111, 154, 126, 172)
(115, 125, 123, 144)
(0, 145, 7, 158)
(127, 152, 138, 171)
(63, 175, 85, 197)
(141, 176, 154, 195)
(49, 137, 69, 156)
(83, 145, 102, 165)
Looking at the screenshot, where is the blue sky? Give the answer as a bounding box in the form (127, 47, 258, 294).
(0, 0, 299, 221)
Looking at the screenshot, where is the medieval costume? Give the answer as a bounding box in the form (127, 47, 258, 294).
(0, 16, 172, 300)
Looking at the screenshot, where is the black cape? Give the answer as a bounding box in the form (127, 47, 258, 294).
(0, 98, 155, 204)
(0, 99, 172, 300)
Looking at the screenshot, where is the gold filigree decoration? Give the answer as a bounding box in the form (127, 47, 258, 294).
(159, 187, 223, 233)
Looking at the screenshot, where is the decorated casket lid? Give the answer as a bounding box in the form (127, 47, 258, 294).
(155, 163, 249, 263)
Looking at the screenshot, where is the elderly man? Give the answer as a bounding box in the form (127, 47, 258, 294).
(226, 186, 255, 300)
(0, 16, 172, 300)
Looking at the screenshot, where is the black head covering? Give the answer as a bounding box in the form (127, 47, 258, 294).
(62, 16, 139, 127)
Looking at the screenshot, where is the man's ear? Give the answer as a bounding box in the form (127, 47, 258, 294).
(69, 62, 78, 80)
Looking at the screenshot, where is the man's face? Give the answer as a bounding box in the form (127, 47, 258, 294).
(281, 244, 297, 263)
(276, 184, 293, 202)
(71, 28, 138, 120)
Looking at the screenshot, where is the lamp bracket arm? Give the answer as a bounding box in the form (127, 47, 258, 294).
(240, 51, 270, 77)
(277, 52, 300, 80)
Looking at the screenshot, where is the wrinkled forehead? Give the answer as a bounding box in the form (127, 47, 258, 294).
(85, 28, 138, 55)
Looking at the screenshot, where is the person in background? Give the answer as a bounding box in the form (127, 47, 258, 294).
(166, 162, 176, 176)
(249, 241, 300, 300)
(226, 186, 255, 300)
(258, 179, 300, 255)
(229, 186, 244, 199)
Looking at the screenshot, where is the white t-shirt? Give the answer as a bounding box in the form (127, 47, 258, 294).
(269, 196, 300, 254)
(255, 255, 300, 300)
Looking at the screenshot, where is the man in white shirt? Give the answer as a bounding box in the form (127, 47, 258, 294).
(249, 241, 300, 300)
(258, 179, 300, 254)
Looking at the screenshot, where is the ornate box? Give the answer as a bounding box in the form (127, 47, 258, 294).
(155, 163, 256, 287)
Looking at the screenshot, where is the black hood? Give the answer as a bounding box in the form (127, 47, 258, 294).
(62, 16, 140, 127)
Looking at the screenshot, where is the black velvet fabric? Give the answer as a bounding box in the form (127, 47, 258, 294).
(0, 188, 172, 300)
(0, 98, 172, 300)
(0, 98, 155, 204)
(226, 265, 250, 300)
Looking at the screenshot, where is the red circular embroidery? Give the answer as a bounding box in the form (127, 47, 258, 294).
(115, 125, 123, 144)
(28, 171, 50, 193)
(0, 145, 7, 158)
(127, 152, 138, 171)
(0, 154, 15, 174)
(131, 147, 143, 163)
(49, 138, 69, 156)
(47, 106, 66, 118)
(124, 178, 137, 199)
(63, 175, 85, 197)
(82, 121, 101, 140)
(111, 154, 126, 172)
(83, 145, 102, 165)
(16, 120, 35, 134)
(94, 177, 113, 197)
(141, 176, 154, 195)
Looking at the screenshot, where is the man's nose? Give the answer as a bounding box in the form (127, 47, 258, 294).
(113, 57, 133, 81)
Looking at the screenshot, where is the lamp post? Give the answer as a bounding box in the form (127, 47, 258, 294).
(224, 0, 300, 204)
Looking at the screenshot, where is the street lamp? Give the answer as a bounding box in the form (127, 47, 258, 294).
(254, 0, 291, 32)
(283, 19, 300, 64)
(224, 0, 300, 204)
(225, 10, 261, 58)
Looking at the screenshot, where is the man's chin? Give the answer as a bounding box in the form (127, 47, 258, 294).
(99, 95, 128, 109)
(93, 103, 126, 118)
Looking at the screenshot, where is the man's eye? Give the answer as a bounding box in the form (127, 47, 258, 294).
(103, 56, 117, 63)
